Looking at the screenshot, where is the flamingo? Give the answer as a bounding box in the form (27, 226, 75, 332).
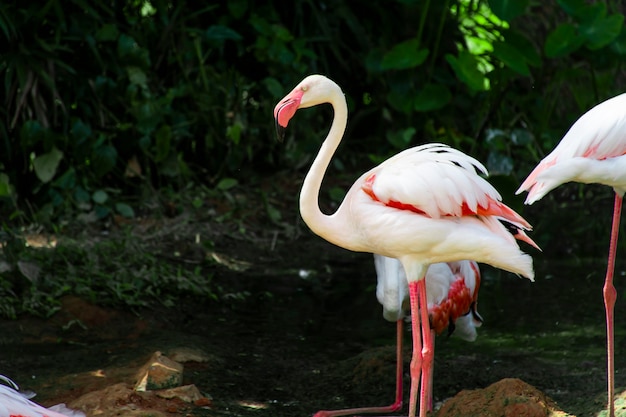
(516, 92, 626, 417)
(274, 74, 538, 417)
(314, 258, 482, 417)
(0, 375, 85, 417)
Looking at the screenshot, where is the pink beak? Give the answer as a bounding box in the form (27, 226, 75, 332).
(273, 89, 304, 141)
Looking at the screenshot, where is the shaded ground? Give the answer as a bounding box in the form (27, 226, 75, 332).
(2, 190, 626, 416)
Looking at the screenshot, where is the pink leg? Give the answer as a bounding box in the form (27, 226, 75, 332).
(408, 280, 423, 417)
(604, 193, 622, 417)
(417, 280, 434, 417)
(312, 319, 404, 417)
(426, 330, 435, 411)
(407, 279, 433, 417)
(392, 319, 405, 413)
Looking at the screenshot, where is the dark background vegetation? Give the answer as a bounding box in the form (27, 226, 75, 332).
(0, 0, 625, 317)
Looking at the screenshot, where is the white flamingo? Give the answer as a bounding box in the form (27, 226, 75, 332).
(517, 92, 626, 417)
(0, 375, 84, 417)
(274, 74, 538, 417)
(314, 258, 482, 417)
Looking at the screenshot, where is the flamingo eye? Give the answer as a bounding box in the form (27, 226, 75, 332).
(301, 85, 308, 92)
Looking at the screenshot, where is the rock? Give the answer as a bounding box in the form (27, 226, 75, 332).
(436, 378, 572, 417)
(68, 383, 168, 417)
(167, 347, 213, 363)
(134, 352, 183, 391)
(155, 384, 211, 406)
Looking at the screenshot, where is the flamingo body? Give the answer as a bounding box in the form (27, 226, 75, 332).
(274, 74, 537, 417)
(375, 257, 482, 341)
(0, 375, 84, 417)
(314, 258, 483, 417)
(517, 92, 626, 417)
(518, 93, 626, 202)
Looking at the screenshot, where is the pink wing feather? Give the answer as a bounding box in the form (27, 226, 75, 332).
(362, 143, 532, 231)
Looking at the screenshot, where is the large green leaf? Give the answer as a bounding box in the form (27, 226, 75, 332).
(70, 119, 92, 144)
(262, 77, 284, 98)
(92, 189, 109, 204)
(381, 39, 429, 70)
(227, 0, 248, 18)
(386, 90, 414, 113)
(115, 202, 135, 218)
(205, 25, 242, 42)
(575, 2, 607, 25)
(155, 125, 172, 163)
(386, 127, 416, 149)
(52, 168, 77, 190)
(557, 0, 587, 18)
(492, 41, 530, 76)
(580, 13, 624, 50)
(92, 144, 117, 177)
(445, 51, 487, 91)
(505, 30, 541, 67)
(217, 178, 238, 190)
(226, 122, 242, 145)
(33, 147, 63, 183)
(414, 84, 452, 111)
(127, 66, 148, 89)
(488, 0, 528, 21)
(0, 6, 16, 40)
(0, 173, 12, 197)
(544, 23, 584, 58)
(117, 34, 150, 68)
(95, 24, 119, 42)
(611, 27, 626, 55)
(74, 186, 90, 205)
(20, 120, 48, 149)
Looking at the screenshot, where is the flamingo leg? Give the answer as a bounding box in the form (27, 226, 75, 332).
(407, 280, 423, 417)
(604, 193, 622, 417)
(312, 320, 405, 417)
(407, 279, 433, 417)
(426, 330, 435, 411)
(392, 318, 405, 413)
(417, 279, 434, 417)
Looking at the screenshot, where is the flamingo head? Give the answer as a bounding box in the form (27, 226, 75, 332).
(273, 74, 338, 140)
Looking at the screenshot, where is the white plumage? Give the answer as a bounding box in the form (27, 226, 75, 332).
(0, 375, 84, 417)
(275, 74, 537, 417)
(518, 93, 626, 202)
(517, 92, 626, 417)
(366, 144, 496, 219)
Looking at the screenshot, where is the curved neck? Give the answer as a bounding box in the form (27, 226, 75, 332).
(299, 88, 353, 247)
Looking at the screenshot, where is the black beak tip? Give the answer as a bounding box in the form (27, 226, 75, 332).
(275, 121, 286, 142)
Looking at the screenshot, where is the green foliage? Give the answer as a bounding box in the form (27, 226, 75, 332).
(0, 226, 217, 318)
(0, 1, 295, 223)
(0, 0, 623, 256)
(489, 0, 529, 21)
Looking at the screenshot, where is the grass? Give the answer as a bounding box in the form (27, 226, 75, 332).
(0, 221, 218, 319)
(0, 177, 298, 319)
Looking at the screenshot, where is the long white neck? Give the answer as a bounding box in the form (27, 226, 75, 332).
(298, 86, 358, 249)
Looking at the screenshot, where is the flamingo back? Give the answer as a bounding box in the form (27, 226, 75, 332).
(518, 93, 626, 203)
(361, 143, 535, 256)
(364, 144, 520, 223)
